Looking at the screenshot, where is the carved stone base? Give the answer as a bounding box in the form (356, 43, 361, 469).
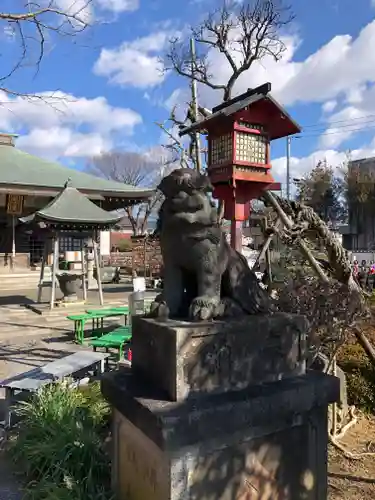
(102, 369, 339, 500)
(131, 314, 308, 402)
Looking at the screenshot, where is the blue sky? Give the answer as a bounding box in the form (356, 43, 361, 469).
(2, 0, 375, 191)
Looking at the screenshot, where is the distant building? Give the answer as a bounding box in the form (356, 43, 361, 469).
(345, 157, 375, 251)
(0, 133, 152, 270)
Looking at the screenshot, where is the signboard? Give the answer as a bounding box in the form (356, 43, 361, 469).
(7, 194, 24, 215)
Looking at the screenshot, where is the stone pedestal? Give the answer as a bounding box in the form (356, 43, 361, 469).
(131, 314, 308, 401)
(102, 314, 339, 500)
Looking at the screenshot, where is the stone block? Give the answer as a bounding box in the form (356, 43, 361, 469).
(131, 313, 308, 401)
(102, 368, 339, 500)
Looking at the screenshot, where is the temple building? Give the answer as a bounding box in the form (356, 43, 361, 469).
(0, 133, 153, 271)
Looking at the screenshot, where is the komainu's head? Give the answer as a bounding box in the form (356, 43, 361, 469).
(157, 168, 213, 198)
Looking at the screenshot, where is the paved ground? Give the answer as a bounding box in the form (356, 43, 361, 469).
(0, 282, 154, 306)
(0, 336, 79, 499)
(0, 284, 157, 499)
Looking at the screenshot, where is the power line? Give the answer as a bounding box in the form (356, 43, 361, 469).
(296, 122, 375, 139)
(301, 112, 375, 129)
(300, 117, 375, 133)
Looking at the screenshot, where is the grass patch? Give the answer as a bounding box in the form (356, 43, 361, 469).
(9, 381, 113, 500)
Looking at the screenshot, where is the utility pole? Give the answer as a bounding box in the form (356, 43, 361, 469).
(190, 38, 202, 173)
(286, 136, 291, 200)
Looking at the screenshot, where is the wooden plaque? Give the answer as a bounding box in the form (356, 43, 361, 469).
(7, 194, 24, 215)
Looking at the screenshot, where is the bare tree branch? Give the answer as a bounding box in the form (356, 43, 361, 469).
(156, 120, 190, 169)
(164, 0, 294, 101)
(88, 150, 170, 236)
(0, 1, 92, 96)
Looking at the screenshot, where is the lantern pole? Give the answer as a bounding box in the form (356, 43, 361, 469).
(190, 38, 202, 173)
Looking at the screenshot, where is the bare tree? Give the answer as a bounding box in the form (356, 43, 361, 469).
(0, 1, 92, 97)
(165, 0, 294, 102)
(164, 0, 293, 221)
(156, 104, 205, 171)
(89, 150, 171, 236)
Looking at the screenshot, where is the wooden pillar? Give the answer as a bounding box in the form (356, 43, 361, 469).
(11, 215, 15, 269)
(93, 232, 103, 305)
(37, 240, 48, 303)
(230, 220, 242, 253)
(81, 238, 87, 302)
(50, 235, 59, 310)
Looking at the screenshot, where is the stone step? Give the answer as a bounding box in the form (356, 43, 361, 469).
(0, 272, 52, 290)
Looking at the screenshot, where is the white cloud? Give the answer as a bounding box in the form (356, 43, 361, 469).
(322, 100, 337, 114)
(345, 85, 365, 105)
(53, 0, 138, 19)
(96, 0, 139, 12)
(17, 128, 111, 160)
(51, 0, 94, 24)
(163, 17, 375, 152)
(272, 150, 349, 187)
(193, 19, 375, 112)
(271, 139, 375, 194)
(0, 91, 142, 160)
(93, 31, 176, 88)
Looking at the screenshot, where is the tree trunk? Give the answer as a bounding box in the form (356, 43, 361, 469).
(353, 327, 375, 365)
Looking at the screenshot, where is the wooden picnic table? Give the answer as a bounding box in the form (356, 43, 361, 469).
(0, 351, 109, 428)
(67, 307, 130, 345)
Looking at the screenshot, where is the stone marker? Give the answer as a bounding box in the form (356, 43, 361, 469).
(101, 168, 340, 500)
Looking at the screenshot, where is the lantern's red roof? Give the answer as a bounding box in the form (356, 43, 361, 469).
(179, 82, 301, 141)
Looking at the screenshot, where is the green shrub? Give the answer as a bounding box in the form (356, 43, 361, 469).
(338, 342, 375, 413)
(9, 381, 113, 500)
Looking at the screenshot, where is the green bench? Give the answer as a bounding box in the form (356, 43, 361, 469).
(86, 306, 129, 326)
(67, 312, 107, 345)
(67, 307, 130, 345)
(89, 326, 132, 361)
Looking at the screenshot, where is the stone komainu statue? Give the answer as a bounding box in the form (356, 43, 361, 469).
(149, 168, 273, 321)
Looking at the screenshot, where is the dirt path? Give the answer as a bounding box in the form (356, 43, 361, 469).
(328, 414, 375, 499)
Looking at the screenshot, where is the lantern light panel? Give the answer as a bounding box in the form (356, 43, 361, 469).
(235, 123, 267, 164)
(210, 133, 232, 165)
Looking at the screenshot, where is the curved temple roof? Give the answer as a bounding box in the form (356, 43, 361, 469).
(20, 183, 123, 227)
(0, 145, 154, 201)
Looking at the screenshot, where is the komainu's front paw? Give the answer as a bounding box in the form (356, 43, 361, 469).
(148, 297, 170, 319)
(189, 296, 220, 321)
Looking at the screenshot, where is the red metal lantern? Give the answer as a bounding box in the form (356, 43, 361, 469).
(179, 82, 301, 251)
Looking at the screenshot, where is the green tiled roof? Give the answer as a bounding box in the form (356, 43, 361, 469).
(22, 185, 123, 225)
(0, 145, 153, 199)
